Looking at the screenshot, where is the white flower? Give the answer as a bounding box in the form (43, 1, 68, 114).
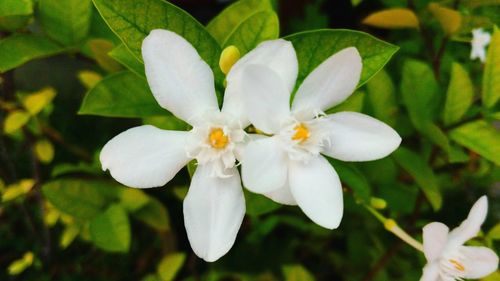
(238, 45, 402, 229)
(471, 28, 491, 62)
(421, 196, 499, 281)
(99, 30, 293, 261)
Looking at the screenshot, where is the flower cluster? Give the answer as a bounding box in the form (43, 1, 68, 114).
(99, 28, 498, 280)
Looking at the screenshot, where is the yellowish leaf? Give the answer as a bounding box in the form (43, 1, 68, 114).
(219, 45, 240, 74)
(428, 3, 462, 35)
(7, 252, 34, 275)
(362, 8, 419, 29)
(22, 87, 56, 115)
(35, 139, 55, 163)
(88, 39, 122, 73)
(2, 179, 35, 202)
(60, 225, 80, 249)
(78, 70, 102, 89)
(3, 110, 30, 134)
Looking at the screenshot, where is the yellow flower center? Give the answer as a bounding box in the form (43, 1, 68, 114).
(449, 259, 465, 272)
(208, 128, 229, 149)
(292, 123, 310, 142)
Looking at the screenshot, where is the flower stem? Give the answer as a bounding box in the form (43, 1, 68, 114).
(364, 205, 424, 252)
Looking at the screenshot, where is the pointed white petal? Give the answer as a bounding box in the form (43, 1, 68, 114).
(448, 196, 488, 248)
(240, 65, 291, 134)
(222, 39, 298, 125)
(242, 136, 288, 194)
(100, 125, 190, 188)
(321, 112, 401, 162)
(461, 246, 499, 279)
(291, 47, 362, 116)
(289, 156, 343, 229)
(423, 222, 449, 262)
(265, 180, 297, 205)
(419, 262, 440, 281)
(183, 166, 245, 262)
(142, 29, 218, 124)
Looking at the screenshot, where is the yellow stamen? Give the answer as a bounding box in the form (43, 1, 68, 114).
(292, 124, 310, 142)
(219, 45, 240, 75)
(208, 128, 229, 149)
(449, 259, 465, 272)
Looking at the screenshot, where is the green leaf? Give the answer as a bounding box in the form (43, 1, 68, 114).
(89, 204, 131, 252)
(132, 197, 170, 231)
(449, 120, 500, 165)
(42, 179, 118, 220)
(224, 11, 279, 52)
(118, 188, 150, 212)
(222, 11, 279, 54)
(109, 44, 145, 77)
(328, 159, 371, 203)
(39, 0, 92, 46)
(244, 190, 281, 217)
(142, 115, 189, 131)
(156, 253, 186, 281)
(79, 71, 165, 117)
(206, 0, 273, 45)
(0, 34, 64, 73)
(482, 27, 500, 108)
(92, 0, 223, 86)
(366, 69, 398, 127)
(486, 223, 500, 240)
(401, 59, 440, 128)
(285, 29, 398, 89)
(3, 110, 30, 134)
(392, 147, 442, 211)
(444, 63, 474, 126)
(0, 0, 33, 31)
(282, 265, 316, 281)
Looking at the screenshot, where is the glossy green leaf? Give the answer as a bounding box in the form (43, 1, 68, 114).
(39, 0, 92, 46)
(79, 71, 165, 117)
(285, 29, 398, 90)
(282, 265, 316, 281)
(132, 197, 170, 231)
(42, 179, 118, 220)
(92, 0, 223, 85)
(401, 59, 440, 128)
(89, 204, 131, 252)
(327, 90, 365, 114)
(482, 27, 500, 108)
(449, 120, 500, 165)
(157, 253, 186, 281)
(0, 34, 64, 73)
(223, 11, 279, 54)
(329, 159, 371, 203)
(392, 147, 442, 211)
(443, 63, 474, 126)
(109, 44, 145, 77)
(206, 0, 273, 45)
(366, 69, 398, 127)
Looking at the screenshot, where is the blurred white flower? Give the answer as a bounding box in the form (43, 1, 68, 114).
(239, 45, 401, 229)
(100, 30, 292, 262)
(420, 196, 499, 281)
(470, 28, 491, 62)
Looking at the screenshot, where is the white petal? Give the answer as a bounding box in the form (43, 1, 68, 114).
(461, 246, 499, 279)
(321, 112, 401, 162)
(422, 222, 449, 262)
(291, 47, 362, 116)
(265, 180, 297, 205)
(289, 156, 343, 229)
(242, 136, 288, 194)
(448, 196, 488, 248)
(142, 29, 218, 124)
(222, 39, 298, 125)
(100, 125, 190, 188)
(240, 65, 291, 134)
(419, 262, 440, 281)
(183, 165, 245, 262)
